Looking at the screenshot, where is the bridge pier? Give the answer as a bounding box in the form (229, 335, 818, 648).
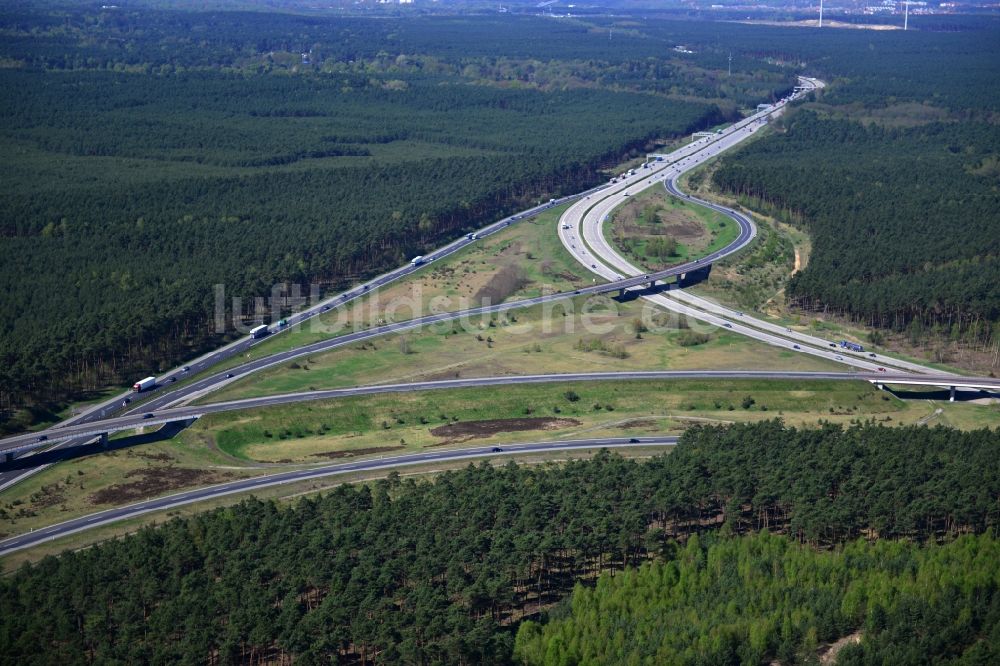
(875, 383, 884, 391)
(3, 452, 12, 463)
(949, 386, 956, 402)
(619, 288, 626, 298)
(99, 432, 109, 448)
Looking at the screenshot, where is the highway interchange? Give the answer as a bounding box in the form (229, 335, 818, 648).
(2, 75, 997, 557)
(557, 76, 948, 376)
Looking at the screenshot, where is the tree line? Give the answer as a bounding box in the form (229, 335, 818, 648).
(1, 420, 997, 663)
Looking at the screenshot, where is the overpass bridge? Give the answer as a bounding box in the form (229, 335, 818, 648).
(867, 375, 1000, 401)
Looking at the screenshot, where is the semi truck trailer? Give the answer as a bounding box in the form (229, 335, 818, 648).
(133, 376, 156, 392)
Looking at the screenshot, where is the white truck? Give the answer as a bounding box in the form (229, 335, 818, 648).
(411, 255, 425, 266)
(132, 376, 156, 392)
(250, 324, 269, 339)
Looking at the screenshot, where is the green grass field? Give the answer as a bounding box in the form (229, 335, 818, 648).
(604, 184, 739, 271)
(201, 293, 844, 404)
(195, 379, 1000, 464)
(4, 377, 998, 548)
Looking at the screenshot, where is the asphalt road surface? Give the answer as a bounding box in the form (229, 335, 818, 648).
(0, 182, 619, 488)
(0, 437, 677, 558)
(5, 370, 997, 454)
(558, 77, 948, 375)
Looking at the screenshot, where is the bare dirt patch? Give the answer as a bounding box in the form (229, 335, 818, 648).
(89, 467, 232, 505)
(818, 630, 863, 664)
(618, 419, 657, 430)
(311, 446, 405, 460)
(474, 263, 529, 304)
(658, 210, 704, 243)
(430, 417, 581, 444)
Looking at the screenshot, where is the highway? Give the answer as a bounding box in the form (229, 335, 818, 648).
(3, 74, 998, 554)
(4, 370, 997, 454)
(0, 178, 615, 488)
(558, 77, 947, 375)
(0, 227, 770, 460)
(0, 76, 820, 474)
(2, 73, 990, 488)
(0, 437, 678, 558)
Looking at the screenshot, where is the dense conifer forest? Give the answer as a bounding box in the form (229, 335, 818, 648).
(2, 421, 997, 663)
(515, 532, 1000, 665)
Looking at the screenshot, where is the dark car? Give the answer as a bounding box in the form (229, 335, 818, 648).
(143, 413, 154, 419)
(225, 373, 234, 379)
(182, 366, 190, 372)
(168, 376, 176, 383)
(829, 343, 836, 347)
(793, 345, 800, 350)
(869, 353, 877, 358)
(491, 447, 503, 452)
(38, 434, 48, 442)
(628, 438, 640, 444)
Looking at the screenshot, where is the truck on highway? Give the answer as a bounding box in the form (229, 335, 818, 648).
(839, 340, 864, 353)
(132, 376, 156, 392)
(250, 324, 269, 339)
(411, 255, 425, 266)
